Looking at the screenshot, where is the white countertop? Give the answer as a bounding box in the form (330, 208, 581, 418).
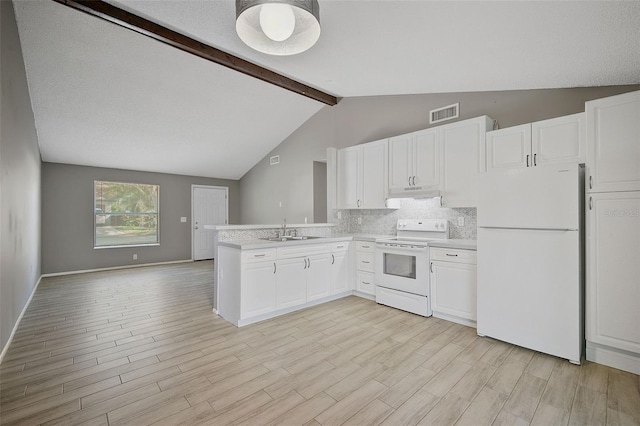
(218, 235, 353, 250)
(205, 223, 336, 230)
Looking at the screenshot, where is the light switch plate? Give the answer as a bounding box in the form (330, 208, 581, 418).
(457, 217, 464, 226)
(180, 217, 187, 223)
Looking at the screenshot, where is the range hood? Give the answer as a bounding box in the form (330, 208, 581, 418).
(388, 185, 441, 199)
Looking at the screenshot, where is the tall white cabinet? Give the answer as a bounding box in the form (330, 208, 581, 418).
(585, 90, 640, 375)
(440, 116, 493, 207)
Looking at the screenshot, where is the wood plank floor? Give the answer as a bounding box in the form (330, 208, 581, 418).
(1, 261, 639, 426)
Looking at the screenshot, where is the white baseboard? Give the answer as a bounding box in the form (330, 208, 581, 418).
(41, 259, 194, 278)
(0, 275, 43, 365)
(586, 342, 640, 375)
(433, 311, 477, 328)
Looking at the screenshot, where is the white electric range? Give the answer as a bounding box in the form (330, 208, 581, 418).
(375, 219, 449, 316)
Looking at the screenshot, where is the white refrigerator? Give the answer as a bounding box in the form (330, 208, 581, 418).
(477, 162, 583, 364)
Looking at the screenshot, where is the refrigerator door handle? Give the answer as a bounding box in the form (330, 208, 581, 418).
(479, 226, 579, 232)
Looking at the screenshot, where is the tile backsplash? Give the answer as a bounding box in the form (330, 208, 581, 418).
(333, 197, 477, 239)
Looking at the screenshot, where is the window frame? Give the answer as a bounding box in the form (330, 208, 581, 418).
(93, 180, 160, 249)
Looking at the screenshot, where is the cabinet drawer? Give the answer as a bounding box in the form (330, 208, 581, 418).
(357, 272, 375, 295)
(430, 247, 476, 264)
(356, 241, 375, 252)
(277, 244, 329, 259)
(242, 248, 277, 263)
(356, 251, 375, 272)
(331, 242, 350, 253)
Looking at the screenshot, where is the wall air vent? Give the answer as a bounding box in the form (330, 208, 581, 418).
(270, 155, 280, 166)
(429, 103, 460, 124)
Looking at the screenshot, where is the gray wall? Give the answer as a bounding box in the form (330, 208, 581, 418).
(42, 163, 240, 274)
(1, 1, 42, 355)
(239, 85, 640, 224)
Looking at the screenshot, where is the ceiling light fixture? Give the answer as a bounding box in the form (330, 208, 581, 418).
(236, 0, 321, 56)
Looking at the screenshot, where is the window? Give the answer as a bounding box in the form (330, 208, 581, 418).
(94, 181, 159, 248)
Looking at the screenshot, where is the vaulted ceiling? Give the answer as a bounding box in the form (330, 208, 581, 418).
(13, 1, 640, 179)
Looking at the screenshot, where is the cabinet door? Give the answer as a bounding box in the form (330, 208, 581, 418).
(242, 261, 277, 318)
(431, 261, 477, 321)
(336, 146, 360, 209)
(586, 90, 640, 192)
(441, 118, 491, 207)
(413, 128, 440, 188)
(486, 124, 532, 171)
(331, 252, 350, 294)
(586, 191, 640, 353)
(388, 134, 412, 191)
(276, 258, 307, 309)
(532, 113, 585, 166)
(361, 140, 388, 208)
(307, 254, 331, 301)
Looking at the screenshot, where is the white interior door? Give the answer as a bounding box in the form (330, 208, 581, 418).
(192, 186, 228, 260)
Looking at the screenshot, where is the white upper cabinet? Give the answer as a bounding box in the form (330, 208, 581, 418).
(486, 124, 531, 170)
(486, 113, 585, 172)
(586, 90, 640, 193)
(532, 113, 586, 166)
(440, 116, 493, 207)
(337, 139, 388, 209)
(389, 128, 440, 196)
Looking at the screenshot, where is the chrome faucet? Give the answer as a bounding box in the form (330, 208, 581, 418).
(281, 218, 287, 237)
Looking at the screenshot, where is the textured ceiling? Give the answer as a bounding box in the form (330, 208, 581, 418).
(13, 0, 640, 179)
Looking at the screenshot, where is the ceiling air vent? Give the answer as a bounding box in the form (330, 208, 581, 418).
(270, 155, 280, 166)
(429, 103, 459, 124)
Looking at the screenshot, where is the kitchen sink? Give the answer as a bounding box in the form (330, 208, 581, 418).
(261, 236, 322, 242)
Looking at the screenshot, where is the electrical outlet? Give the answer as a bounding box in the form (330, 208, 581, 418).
(133, 254, 138, 260)
(357, 216, 362, 225)
(337, 211, 342, 219)
(457, 217, 465, 227)
(180, 217, 187, 223)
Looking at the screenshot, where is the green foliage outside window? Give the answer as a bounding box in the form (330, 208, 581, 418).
(94, 181, 159, 247)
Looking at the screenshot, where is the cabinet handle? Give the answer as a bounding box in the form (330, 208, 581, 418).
(332, 254, 335, 265)
(589, 196, 593, 210)
(361, 245, 370, 249)
(336, 245, 344, 249)
(254, 254, 266, 258)
(589, 176, 592, 189)
(533, 153, 537, 166)
(430, 262, 433, 273)
(408, 176, 412, 186)
(273, 262, 276, 274)
(362, 281, 370, 285)
(446, 253, 458, 257)
(357, 199, 361, 208)
(362, 260, 370, 264)
(526, 154, 530, 167)
(412, 176, 416, 186)
(308, 258, 311, 268)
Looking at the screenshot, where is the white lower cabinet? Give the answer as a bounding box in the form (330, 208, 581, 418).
(242, 260, 277, 318)
(276, 257, 308, 309)
(218, 241, 352, 326)
(330, 242, 351, 294)
(306, 254, 332, 301)
(430, 247, 477, 326)
(355, 241, 376, 296)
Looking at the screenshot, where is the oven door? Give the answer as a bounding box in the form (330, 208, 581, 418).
(375, 243, 429, 296)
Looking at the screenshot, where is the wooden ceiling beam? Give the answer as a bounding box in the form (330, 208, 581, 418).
(51, 0, 339, 106)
